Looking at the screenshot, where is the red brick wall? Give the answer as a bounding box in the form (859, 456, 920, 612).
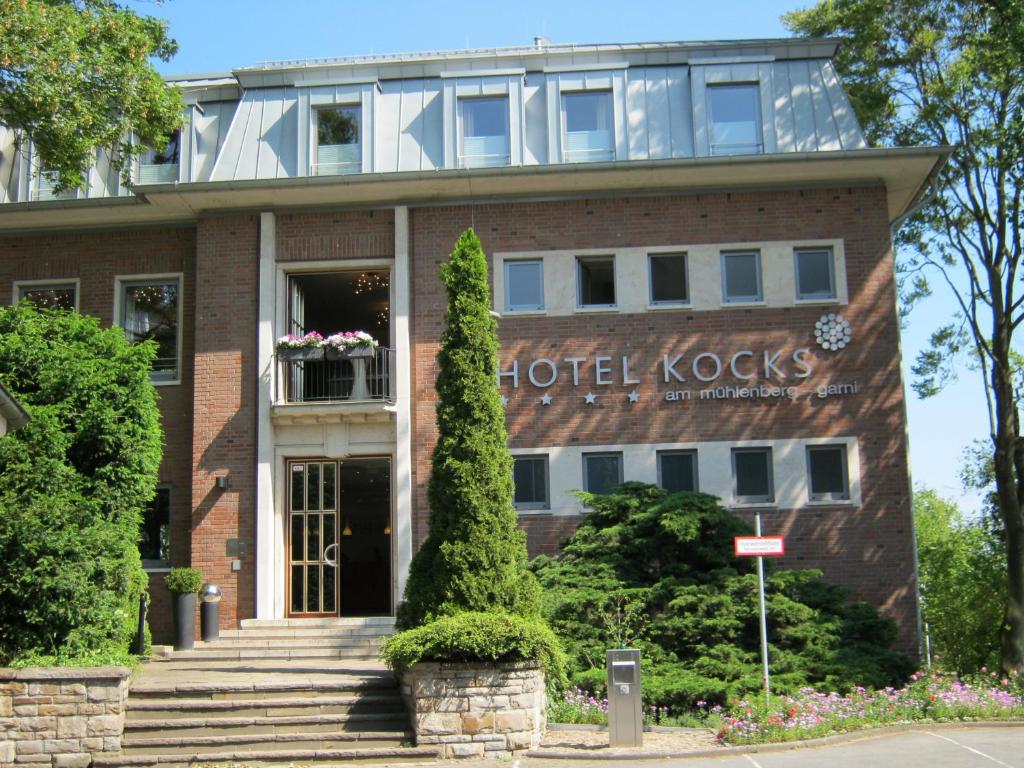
(0, 226, 197, 644)
(276, 209, 394, 261)
(190, 214, 260, 630)
(408, 188, 918, 652)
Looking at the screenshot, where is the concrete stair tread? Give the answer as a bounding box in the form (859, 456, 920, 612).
(122, 730, 414, 747)
(93, 746, 440, 766)
(126, 694, 401, 712)
(196, 638, 383, 648)
(241, 617, 396, 628)
(218, 627, 393, 638)
(125, 712, 408, 730)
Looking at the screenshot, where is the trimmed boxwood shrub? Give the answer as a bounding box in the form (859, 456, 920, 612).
(381, 611, 568, 691)
(0, 304, 162, 664)
(164, 567, 203, 595)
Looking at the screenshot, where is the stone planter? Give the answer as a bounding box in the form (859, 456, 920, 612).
(324, 345, 377, 361)
(277, 346, 325, 362)
(400, 661, 546, 759)
(0, 666, 130, 767)
(172, 592, 196, 650)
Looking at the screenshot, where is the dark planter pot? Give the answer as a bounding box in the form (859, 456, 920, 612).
(173, 593, 197, 650)
(325, 345, 377, 361)
(277, 346, 325, 362)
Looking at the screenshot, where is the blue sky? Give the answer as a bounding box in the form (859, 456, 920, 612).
(128, 0, 989, 512)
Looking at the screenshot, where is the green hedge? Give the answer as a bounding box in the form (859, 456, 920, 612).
(381, 611, 568, 691)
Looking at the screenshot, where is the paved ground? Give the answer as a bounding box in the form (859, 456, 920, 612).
(451, 726, 1024, 768)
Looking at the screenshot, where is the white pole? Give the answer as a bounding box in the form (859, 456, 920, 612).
(755, 511, 771, 703)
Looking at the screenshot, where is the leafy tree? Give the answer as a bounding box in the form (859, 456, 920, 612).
(0, 304, 163, 663)
(396, 229, 541, 628)
(532, 485, 913, 707)
(785, 0, 1024, 675)
(915, 488, 1004, 673)
(0, 0, 184, 192)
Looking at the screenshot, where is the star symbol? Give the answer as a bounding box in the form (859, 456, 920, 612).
(540, 394, 552, 406)
(627, 390, 640, 403)
(584, 392, 597, 404)
(500, 395, 509, 407)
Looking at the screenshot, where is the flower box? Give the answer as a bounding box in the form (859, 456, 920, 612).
(325, 345, 377, 361)
(278, 346, 325, 362)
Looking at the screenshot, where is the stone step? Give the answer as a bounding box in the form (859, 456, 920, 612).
(129, 677, 397, 700)
(93, 745, 440, 767)
(240, 617, 396, 629)
(196, 636, 384, 649)
(217, 625, 392, 639)
(126, 694, 405, 719)
(124, 711, 409, 737)
(162, 647, 380, 661)
(120, 730, 415, 755)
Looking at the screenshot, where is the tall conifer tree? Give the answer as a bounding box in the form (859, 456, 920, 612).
(396, 229, 540, 628)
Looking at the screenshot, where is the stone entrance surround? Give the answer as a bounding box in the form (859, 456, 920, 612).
(400, 661, 546, 759)
(0, 667, 129, 767)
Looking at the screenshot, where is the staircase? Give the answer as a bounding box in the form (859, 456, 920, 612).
(94, 618, 439, 767)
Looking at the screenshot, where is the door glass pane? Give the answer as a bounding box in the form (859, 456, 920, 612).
(307, 513, 321, 562)
(291, 565, 304, 613)
(307, 463, 320, 512)
(307, 565, 320, 613)
(291, 464, 305, 511)
(323, 565, 336, 613)
(322, 462, 336, 510)
(291, 514, 304, 561)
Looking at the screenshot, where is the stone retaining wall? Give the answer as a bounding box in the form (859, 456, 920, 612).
(0, 667, 130, 767)
(400, 661, 545, 759)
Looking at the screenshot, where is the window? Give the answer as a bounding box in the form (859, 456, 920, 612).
(17, 282, 77, 311)
(722, 250, 762, 303)
(807, 445, 849, 501)
(583, 452, 623, 495)
(732, 448, 774, 504)
(315, 105, 360, 175)
(139, 131, 180, 184)
(460, 97, 509, 168)
(563, 91, 614, 163)
(708, 83, 762, 155)
(139, 486, 171, 567)
(658, 451, 698, 493)
(649, 252, 689, 305)
(795, 248, 837, 300)
(577, 255, 616, 308)
(119, 277, 181, 383)
(513, 455, 549, 510)
(505, 260, 544, 311)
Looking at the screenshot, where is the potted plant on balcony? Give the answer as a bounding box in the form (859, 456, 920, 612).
(324, 330, 379, 360)
(165, 567, 204, 651)
(276, 331, 326, 361)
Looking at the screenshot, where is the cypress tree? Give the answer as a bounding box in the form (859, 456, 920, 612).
(396, 228, 540, 628)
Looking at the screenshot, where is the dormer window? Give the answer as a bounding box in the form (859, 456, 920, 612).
(459, 97, 509, 168)
(708, 84, 762, 155)
(139, 131, 180, 184)
(563, 91, 614, 163)
(315, 106, 361, 175)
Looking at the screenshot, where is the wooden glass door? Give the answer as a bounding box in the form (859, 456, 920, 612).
(287, 461, 339, 616)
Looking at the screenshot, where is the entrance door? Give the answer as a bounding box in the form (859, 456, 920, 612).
(287, 458, 392, 617)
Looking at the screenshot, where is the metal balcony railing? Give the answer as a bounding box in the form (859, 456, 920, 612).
(277, 347, 395, 404)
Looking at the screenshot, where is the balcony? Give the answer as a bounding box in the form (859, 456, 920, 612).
(275, 346, 394, 413)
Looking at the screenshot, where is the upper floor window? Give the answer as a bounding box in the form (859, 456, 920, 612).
(807, 445, 849, 501)
(505, 259, 544, 312)
(32, 170, 80, 201)
(139, 131, 180, 184)
(577, 255, 616, 309)
(732, 447, 774, 504)
(708, 83, 762, 155)
(795, 248, 837, 300)
(649, 252, 689, 305)
(119, 276, 181, 384)
(17, 281, 77, 311)
(563, 91, 613, 163)
(722, 250, 763, 303)
(460, 97, 509, 168)
(315, 105, 360, 175)
(513, 455, 549, 511)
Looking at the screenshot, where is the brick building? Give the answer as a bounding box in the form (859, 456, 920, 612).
(0, 38, 946, 652)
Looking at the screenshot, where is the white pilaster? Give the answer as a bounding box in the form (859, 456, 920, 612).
(256, 211, 277, 618)
(393, 206, 414, 609)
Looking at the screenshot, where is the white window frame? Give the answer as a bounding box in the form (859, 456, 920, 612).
(582, 451, 624, 495)
(648, 251, 690, 307)
(721, 250, 763, 304)
(657, 450, 699, 493)
(140, 485, 172, 571)
(12, 278, 81, 311)
(707, 82, 763, 156)
(806, 444, 850, 502)
(312, 103, 362, 176)
(731, 447, 774, 505)
(513, 454, 550, 512)
(114, 273, 184, 387)
(794, 247, 837, 301)
(561, 90, 615, 163)
(504, 259, 544, 312)
(458, 95, 511, 168)
(576, 255, 617, 310)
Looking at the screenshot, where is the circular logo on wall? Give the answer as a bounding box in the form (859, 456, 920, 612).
(814, 313, 852, 351)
